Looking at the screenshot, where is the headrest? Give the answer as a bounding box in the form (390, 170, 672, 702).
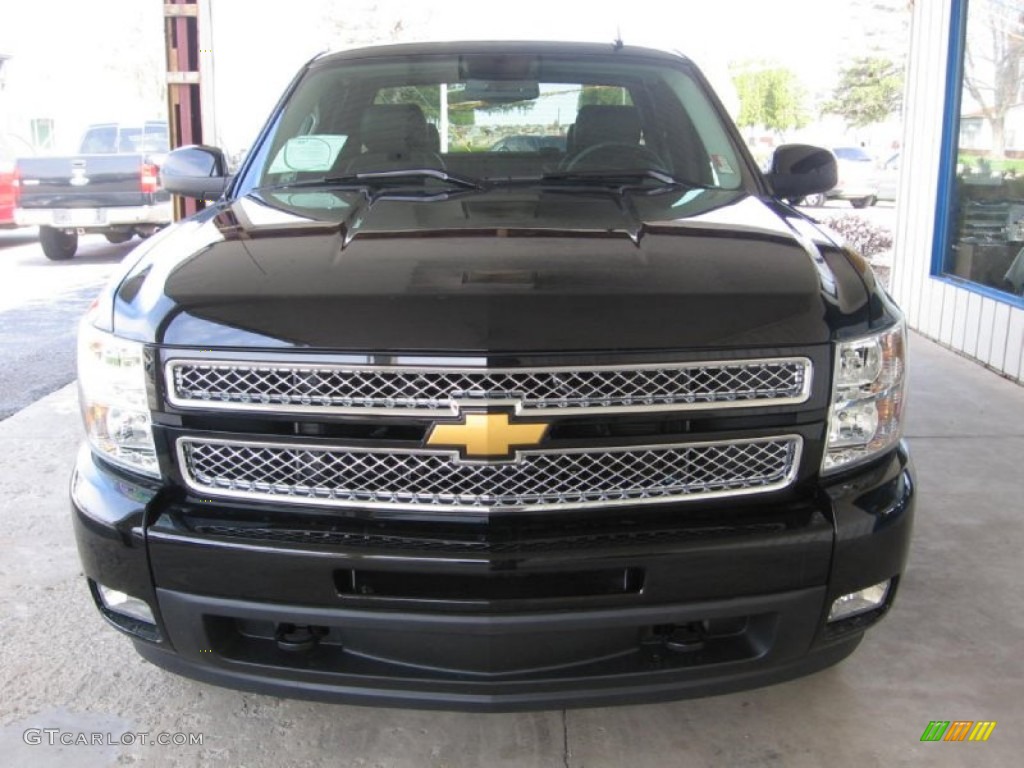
(424, 123, 441, 152)
(360, 104, 429, 153)
(572, 105, 641, 149)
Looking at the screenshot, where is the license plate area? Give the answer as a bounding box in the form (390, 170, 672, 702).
(202, 609, 772, 677)
(54, 209, 105, 227)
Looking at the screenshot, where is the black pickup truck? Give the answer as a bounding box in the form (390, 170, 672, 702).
(15, 121, 171, 259)
(71, 42, 914, 710)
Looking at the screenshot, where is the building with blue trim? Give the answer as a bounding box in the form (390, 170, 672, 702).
(893, 0, 1024, 382)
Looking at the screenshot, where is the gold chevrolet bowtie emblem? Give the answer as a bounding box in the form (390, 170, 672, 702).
(426, 413, 548, 458)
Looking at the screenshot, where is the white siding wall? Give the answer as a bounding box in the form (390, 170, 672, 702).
(892, 0, 1024, 384)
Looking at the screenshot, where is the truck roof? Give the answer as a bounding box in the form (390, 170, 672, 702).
(85, 121, 168, 129)
(312, 40, 694, 68)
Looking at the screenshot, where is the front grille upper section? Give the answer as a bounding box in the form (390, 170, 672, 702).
(166, 357, 813, 416)
(177, 435, 802, 514)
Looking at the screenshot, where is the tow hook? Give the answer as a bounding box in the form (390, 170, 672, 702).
(643, 622, 707, 662)
(665, 624, 706, 653)
(274, 623, 329, 652)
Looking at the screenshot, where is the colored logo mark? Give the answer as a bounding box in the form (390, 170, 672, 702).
(920, 721, 996, 742)
(426, 412, 548, 458)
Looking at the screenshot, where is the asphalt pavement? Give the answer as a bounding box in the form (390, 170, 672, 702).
(0, 230, 129, 420)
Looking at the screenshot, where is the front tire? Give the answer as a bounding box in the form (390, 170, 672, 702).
(851, 196, 877, 209)
(39, 226, 78, 261)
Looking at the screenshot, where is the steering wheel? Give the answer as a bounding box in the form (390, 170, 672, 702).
(561, 142, 665, 172)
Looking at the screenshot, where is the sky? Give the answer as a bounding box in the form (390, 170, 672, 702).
(0, 0, 909, 154)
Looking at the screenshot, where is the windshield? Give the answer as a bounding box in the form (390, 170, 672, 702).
(241, 51, 748, 194)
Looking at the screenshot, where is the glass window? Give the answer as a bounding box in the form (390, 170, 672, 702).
(941, 0, 1024, 297)
(80, 126, 117, 154)
(834, 147, 872, 162)
(30, 118, 55, 151)
(124, 124, 169, 153)
(249, 51, 748, 192)
(79, 124, 168, 155)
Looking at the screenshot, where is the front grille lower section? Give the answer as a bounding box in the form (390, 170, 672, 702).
(177, 435, 802, 514)
(165, 357, 813, 416)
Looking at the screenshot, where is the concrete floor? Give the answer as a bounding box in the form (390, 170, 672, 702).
(0, 333, 1021, 767)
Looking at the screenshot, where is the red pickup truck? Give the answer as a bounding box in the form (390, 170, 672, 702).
(0, 133, 29, 228)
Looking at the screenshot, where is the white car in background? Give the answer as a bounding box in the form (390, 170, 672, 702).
(874, 152, 900, 202)
(800, 146, 879, 208)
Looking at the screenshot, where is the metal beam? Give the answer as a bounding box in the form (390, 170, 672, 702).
(163, 3, 198, 16)
(164, 0, 203, 220)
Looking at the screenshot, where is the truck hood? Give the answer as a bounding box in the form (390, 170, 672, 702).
(111, 186, 873, 353)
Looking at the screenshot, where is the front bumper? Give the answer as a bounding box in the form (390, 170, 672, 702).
(71, 442, 915, 711)
(15, 202, 171, 228)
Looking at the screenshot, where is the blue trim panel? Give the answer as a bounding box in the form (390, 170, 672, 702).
(930, 0, 969, 280)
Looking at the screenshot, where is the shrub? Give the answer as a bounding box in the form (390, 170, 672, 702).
(824, 214, 893, 258)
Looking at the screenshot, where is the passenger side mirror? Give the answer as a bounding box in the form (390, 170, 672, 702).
(161, 145, 230, 200)
(767, 144, 837, 200)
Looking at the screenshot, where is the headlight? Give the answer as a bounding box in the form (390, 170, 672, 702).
(823, 322, 906, 474)
(77, 322, 159, 478)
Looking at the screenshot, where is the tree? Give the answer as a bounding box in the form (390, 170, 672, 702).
(374, 85, 474, 126)
(823, 57, 904, 128)
(577, 86, 631, 108)
(731, 66, 809, 135)
(963, 0, 1024, 159)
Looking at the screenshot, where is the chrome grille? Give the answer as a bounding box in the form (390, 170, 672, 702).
(166, 357, 812, 415)
(177, 436, 802, 513)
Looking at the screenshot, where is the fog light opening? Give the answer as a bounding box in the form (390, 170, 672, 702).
(827, 579, 891, 623)
(96, 583, 156, 625)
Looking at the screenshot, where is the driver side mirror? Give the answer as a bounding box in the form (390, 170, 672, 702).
(767, 144, 837, 200)
(160, 145, 230, 200)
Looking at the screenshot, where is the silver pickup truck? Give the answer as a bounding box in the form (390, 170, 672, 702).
(14, 121, 172, 259)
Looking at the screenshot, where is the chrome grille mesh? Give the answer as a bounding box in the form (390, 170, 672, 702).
(178, 436, 801, 513)
(166, 358, 812, 415)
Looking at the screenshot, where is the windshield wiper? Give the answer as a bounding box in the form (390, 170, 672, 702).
(340, 168, 485, 189)
(258, 168, 486, 193)
(538, 168, 712, 190)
